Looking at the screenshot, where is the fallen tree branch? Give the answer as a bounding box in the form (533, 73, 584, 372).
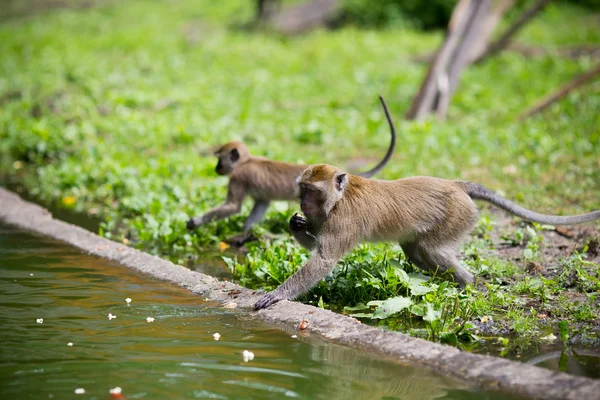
(412, 43, 600, 64)
(519, 63, 600, 119)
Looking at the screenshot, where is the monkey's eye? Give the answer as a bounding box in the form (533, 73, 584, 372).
(300, 184, 317, 193)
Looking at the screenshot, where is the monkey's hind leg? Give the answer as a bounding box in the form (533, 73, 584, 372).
(243, 200, 270, 232)
(400, 242, 427, 271)
(228, 200, 271, 247)
(417, 244, 474, 288)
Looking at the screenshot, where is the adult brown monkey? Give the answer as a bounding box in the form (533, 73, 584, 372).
(187, 96, 397, 246)
(254, 164, 600, 310)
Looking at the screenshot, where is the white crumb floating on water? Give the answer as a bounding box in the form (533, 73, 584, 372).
(146, 317, 155, 323)
(36, 318, 43, 324)
(109, 386, 122, 395)
(74, 388, 85, 394)
(108, 313, 116, 320)
(242, 350, 255, 362)
(213, 333, 221, 340)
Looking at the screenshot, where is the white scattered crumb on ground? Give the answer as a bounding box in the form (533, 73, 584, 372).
(108, 313, 116, 320)
(36, 318, 43, 324)
(125, 298, 132, 305)
(74, 388, 85, 394)
(109, 387, 122, 395)
(213, 333, 221, 340)
(67, 342, 73, 346)
(146, 317, 155, 323)
(242, 350, 255, 362)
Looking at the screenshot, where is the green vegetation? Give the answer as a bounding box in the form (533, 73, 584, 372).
(0, 0, 598, 352)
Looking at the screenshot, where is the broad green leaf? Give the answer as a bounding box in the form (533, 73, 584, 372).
(423, 303, 442, 323)
(372, 296, 413, 319)
(409, 284, 434, 296)
(410, 303, 426, 317)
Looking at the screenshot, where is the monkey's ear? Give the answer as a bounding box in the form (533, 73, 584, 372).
(335, 173, 347, 192)
(230, 148, 240, 162)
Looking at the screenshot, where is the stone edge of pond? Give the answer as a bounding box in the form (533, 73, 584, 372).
(1, 187, 598, 400)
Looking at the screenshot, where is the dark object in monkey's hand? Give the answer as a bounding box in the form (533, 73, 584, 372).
(289, 213, 307, 232)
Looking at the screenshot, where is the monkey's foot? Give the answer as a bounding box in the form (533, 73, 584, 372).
(227, 234, 256, 247)
(254, 293, 283, 310)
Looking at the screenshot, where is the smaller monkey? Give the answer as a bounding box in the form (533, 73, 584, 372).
(254, 164, 600, 310)
(187, 96, 397, 245)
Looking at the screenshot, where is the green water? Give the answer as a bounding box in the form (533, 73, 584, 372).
(0, 224, 521, 400)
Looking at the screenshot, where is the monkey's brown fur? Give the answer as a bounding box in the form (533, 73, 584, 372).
(254, 164, 600, 309)
(187, 96, 397, 245)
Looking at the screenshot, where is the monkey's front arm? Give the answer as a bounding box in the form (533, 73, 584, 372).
(254, 252, 339, 309)
(254, 228, 353, 310)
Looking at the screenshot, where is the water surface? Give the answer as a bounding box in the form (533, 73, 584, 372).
(0, 224, 521, 399)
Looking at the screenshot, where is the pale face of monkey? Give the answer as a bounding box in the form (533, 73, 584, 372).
(213, 142, 250, 176)
(215, 148, 240, 176)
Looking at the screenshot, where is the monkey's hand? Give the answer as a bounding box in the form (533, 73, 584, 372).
(289, 213, 308, 233)
(186, 216, 205, 230)
(289, 213, 318, 250)
(254, 292, 284, 310)
(186, 219, 196, 230)
(228, 233, 257, 247)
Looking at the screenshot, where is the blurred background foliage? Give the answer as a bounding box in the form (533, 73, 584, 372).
(0, 0, 598, 259)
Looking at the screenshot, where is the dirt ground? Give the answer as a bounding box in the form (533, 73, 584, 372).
(472, 209, 600, 341)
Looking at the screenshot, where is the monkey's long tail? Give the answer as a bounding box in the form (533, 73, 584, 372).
(357, 95, 397, 179)
(460, 181, 600, 225)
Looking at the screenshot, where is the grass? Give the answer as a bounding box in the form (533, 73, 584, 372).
(0, 0, 599, 352)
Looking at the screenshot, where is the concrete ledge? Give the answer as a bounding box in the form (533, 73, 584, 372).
(1, 187, 598, 399)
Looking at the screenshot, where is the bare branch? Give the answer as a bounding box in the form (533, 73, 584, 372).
(519, 63, 600, 119)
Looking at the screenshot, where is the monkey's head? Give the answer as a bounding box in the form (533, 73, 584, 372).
(214, 141, 250, 175)
(297, 164, 348, 220)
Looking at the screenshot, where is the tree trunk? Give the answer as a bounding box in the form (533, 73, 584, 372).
(467, 0, 515, 63)
(475, 0, 551, 64)
(406, 0, 475, 120)
(437, 0, 491, 118)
